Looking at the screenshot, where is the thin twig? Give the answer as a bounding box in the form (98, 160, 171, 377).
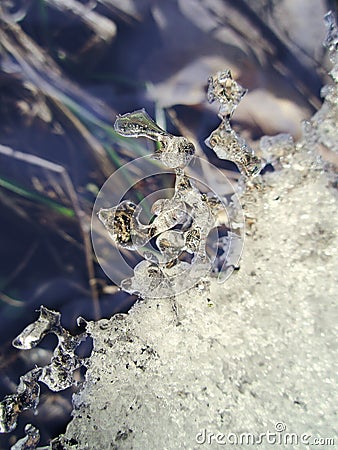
(60, 170, 101, 319)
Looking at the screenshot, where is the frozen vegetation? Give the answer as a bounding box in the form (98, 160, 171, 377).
(1, 11, 337, 450)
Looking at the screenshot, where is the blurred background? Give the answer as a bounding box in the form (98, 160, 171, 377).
(0, 0, 336, 447)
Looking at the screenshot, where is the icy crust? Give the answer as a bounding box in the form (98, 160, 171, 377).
(54, 140, 338, 449)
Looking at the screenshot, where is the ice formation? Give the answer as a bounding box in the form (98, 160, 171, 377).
(1, 13, 337, 450)
(10, 424, 40, 450)
(96, 70, 266, 298)
(301, 11, 338, 173)
(0, 307, 86, 436)
(115, 109, 195, 169)
(205, 70, 262, 178)
(0, 368, 41, 434)
(55, 13, 337, 449)
(98, 107, 245, 299)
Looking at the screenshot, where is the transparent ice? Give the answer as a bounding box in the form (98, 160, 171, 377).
(10, 424, 40, 450)
(1, 13, 337, 449)
(114, 109, 195, 169)
(207, 69, 247, 119)
(0, 307, 86, 435)
(0, 368, 41, 434)
(205, 70, 262, 179)
(324, 11, 338, 81)
(99, 112, 239, 298)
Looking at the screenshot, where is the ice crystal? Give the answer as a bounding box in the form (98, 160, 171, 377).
(301, 11, 338, 171)
(10, 424, 40, 450)
(206, 121, 262, 177)
(98, 200, 148, 250)
(14, 306, 86, 391)
(324, 11, 338, 81)
(114, 109, 195, 169)
(205, 70, 262, 179)
(13, 306, 62, 350)
(0, 307, 86, 436)
(98, 109, 243, 299)
(0, 369, 41, 434)
(98, 168, 221, 298)
(207, 69, 247, 119)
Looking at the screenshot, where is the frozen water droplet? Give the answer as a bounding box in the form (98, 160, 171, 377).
(205, 123, 262, 178)
(114, 109, 167, 140)
(1, 306, 88, 435)
(0, 368, 41, 433)
(114, 109, 195, 169)
(98, 201, 137, 250)
(154, 135, 195, 169)
(207, 69, 247, 118)
(13, 306, 60, 350)
(98, 201, 150, 250)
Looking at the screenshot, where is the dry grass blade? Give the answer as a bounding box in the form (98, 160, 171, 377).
(0, 144, 74, 214)
(47, 96, 115, 179)
(0, 291, 24, 307)
(98, 0, 147, 22)
(0, 144, 100, 318)
(221, 0, 323, 109)
(45, 0, 117, 51)
(1, 242, 38, 291)
(0, 12, 115, 178)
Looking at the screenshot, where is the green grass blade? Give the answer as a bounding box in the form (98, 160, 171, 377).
(0, 176, 75, 218)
